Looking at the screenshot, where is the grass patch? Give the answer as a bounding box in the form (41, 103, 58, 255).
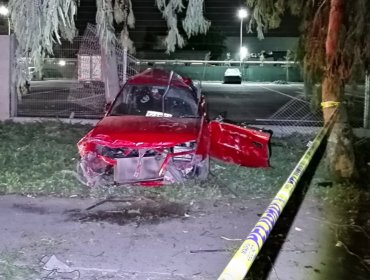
(0, 121, 91, 196)
(0, 121, 310, 201)
(0, 252, 39, 280)
(209, 135, 308, 197)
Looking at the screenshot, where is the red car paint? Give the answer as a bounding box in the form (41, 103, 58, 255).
(209, 121, 270, 167)
(83, 116, 200, 149)
(77, 68, 271, 186)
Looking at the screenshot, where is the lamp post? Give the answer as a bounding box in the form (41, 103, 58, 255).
(238, 8, 248, 65)
(0, 5, 10, 35)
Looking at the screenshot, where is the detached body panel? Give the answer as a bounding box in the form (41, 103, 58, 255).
(209, 122, 271, 167)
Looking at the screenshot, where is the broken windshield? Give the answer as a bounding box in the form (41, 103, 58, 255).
(109, 84, 199, 118)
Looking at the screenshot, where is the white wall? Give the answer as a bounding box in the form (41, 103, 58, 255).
(0, 35, 10, 120)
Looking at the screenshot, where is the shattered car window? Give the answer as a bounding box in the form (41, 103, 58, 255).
(109, 85, 199, 118)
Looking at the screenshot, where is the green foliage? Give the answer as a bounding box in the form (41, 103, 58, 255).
(246, 0, 304, 39)
(182, 0, 211, 38)
(9, 0, 78, 87)
(340, 0, 370, 75)
(246, 0, 370, 83)
(0, 252, 39, 279)
(156, 0, 211, 53)
(97, 0, 136, 54)
(182, 26, 227, 59)
(96, 0, 116, 54)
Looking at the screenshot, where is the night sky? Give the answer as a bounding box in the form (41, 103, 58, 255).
(0, 1, 300, 46)
(76, 0, 300, 41)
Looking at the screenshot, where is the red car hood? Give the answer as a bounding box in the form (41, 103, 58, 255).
(88, 116, 200, 148)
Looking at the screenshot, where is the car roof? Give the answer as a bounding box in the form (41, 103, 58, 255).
(127, 68, 191, 89)
(225, 68, 241, 75)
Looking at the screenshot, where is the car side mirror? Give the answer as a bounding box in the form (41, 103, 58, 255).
(104, 102, 112, 113)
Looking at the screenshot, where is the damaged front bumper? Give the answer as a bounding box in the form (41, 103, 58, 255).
(77, 144, 209, 187)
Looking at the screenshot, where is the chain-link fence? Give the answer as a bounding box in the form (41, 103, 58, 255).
(16, 24, 140, 119)
(12, 24, 369, 135)
(255, 95, 323, 136)
(345, 79, 369, 128)
(249, 77, 369, 137)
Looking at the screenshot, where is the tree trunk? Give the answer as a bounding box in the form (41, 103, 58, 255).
(101, 49, 120, 103)
(322, 0, 356, 181)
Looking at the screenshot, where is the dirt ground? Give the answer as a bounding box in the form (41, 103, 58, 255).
(1, 190, 369, 280)
(0, 195, 270, 280)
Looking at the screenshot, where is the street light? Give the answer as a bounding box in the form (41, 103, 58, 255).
(58, 60, 66, 67)
(238, 8, 248, 64)
(0, 5, 8, 16)
(240, 46, 248, 61)
(0, 5, 10, 35)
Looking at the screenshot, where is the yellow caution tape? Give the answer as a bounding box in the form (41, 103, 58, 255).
(217, 109, 339, 280)
(321, 101, 340, 108)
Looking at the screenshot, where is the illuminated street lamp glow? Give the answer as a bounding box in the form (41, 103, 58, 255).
(240, 46, 248, 60)
(0, 5, 10, 35)
(238, 8, 248, 65)
(238, 8, 248, 19)
(58, 60, 66, 66)
(0, 5, 9, 16)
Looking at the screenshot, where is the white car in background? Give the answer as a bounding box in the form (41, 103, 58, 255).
(224, 68, 242, 84)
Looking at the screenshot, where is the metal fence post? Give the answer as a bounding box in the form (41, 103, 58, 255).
(364, 73, 370, 129)
(123, 47, 127, 85)
(285, 64, 290, 83)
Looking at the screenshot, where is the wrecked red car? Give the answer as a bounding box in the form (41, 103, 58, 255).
(77, 68, 271, 186)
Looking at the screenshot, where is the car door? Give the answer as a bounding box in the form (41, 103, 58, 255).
(209, 121, 271, 167)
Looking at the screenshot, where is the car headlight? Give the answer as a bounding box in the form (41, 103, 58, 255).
(96, 145, 158, 159)
(95, 145, 125, 158)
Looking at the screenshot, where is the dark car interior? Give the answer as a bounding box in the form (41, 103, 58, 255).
(109, 84, 199, 118)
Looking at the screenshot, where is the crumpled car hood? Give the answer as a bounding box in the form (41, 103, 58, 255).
(88, 115, 200, 148)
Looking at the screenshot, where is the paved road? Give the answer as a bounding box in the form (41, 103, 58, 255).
(202, 82, 307, 122)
